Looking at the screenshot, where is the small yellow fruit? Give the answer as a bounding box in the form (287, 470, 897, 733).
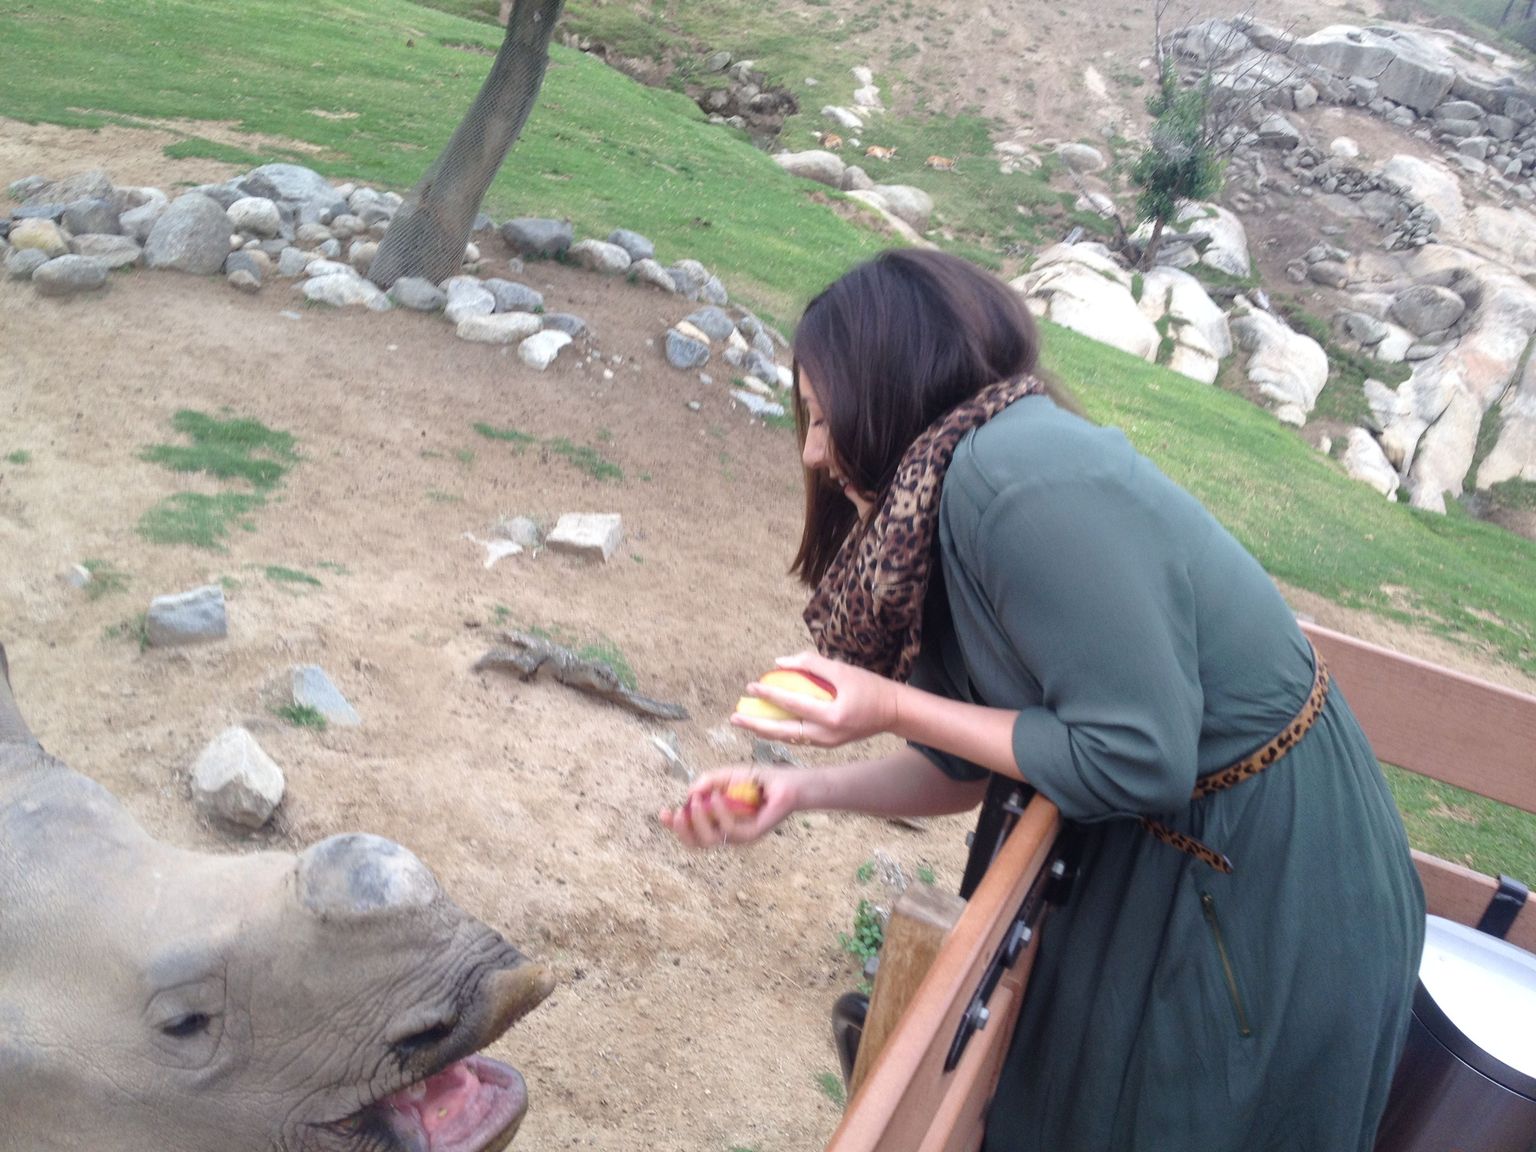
(722, 779, 765, 813)
(735, 668, 836, 720)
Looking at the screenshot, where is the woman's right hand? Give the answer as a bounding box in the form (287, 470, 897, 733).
(657, 766, 799, 849)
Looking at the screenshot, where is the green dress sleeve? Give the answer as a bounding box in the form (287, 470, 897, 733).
(945, 467, 1207, 821)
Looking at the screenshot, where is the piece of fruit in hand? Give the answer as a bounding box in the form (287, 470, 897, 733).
(721, 779, 764, 814)
(734, 668, 836, 720)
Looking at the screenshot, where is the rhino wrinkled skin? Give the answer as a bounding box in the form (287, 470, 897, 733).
(0, 644, 554, 1152)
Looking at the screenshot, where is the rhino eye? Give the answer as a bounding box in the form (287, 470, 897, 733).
(161, 1013, 213, 1039)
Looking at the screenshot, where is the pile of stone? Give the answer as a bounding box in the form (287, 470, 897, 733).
(1, 163, 793, 394)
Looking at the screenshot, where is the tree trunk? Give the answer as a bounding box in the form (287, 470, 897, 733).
(1503, 0, 1520, 25)
(369, 0, 566, 288)
(1139, 215, 1167, 272)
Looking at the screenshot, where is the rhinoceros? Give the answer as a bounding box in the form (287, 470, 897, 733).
(0, 643, 554, 1152)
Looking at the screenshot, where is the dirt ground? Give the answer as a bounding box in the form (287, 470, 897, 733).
(5, 3, 1536, 1148)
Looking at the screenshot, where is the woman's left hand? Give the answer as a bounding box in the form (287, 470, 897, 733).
(732, 651, 900, 749)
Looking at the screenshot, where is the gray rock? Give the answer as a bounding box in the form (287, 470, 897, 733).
(1435, 119, 1482, 139)
(324, 215, 359, 242)
(146, 585, 228, 648)
(346, 239, 378, 276)
(4, 247, 48, 280)
(60, 199, 120, 237)
(119, 193, 168, 244)
(1433, 100, 1486, 122)
(1389, 285, 1466, 336)
(541, 312, 587, 337)
(518, 329, 572, 370)
(665, 328, 711, 369)
(191, 727, 285, 830)
(493, 516, 542, 548)
(1256, 113, 1301, 149)
(1457, 137, 1492, 161)
(227, 196, 283, 238)
(32, 255, 109, 297)
(276, 247, 313, 278)
(144, 193, 234, 274)
(227, 269, 261, 294)
(500, 217, 573, 258)
(224, 250, 266, 282)
(546, 513, 622, 561)
(237, 164, 340, 225)
(607, 228, 655, 262)
(1289, 27, 1454, 114)
(1338, 311, 1387, 346)
(7, 175, 52, 201)
(70, 234, 142, 269)
(317, 238, 342, 259)
(443, 277, 496, 324)
(568, 239, 632, 274)
(191, 182, 244, 210)
(668, 259, 709, 298)
(387, 276, 447, 311)
(484, 278, 543, 313)
(698, 275, 728, 306)
(301, 273, 391, 311)
(871, 184, 934, 230)
(1056, 143, 1106, 173)
(731, 390, 786, 418)
(1307, 260, 1350, 289)
(455, 312, 542, 344)
(842, 164, 875, 192)
(629, 258, 677, 293)
(683, 306, 736, 343)
(291, 665, 360, 727)
(1486, 115, 1519, 142)
(773, 149, 846, 188)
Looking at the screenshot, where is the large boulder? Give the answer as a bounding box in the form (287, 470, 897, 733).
(1147, 202, 1251, 279)
(1389, 284, 1466, 337)
(235, 164, 343, 225)
(1138, 266, 1233, 360)
(1288, 26, 1455, 114)
(1011, 246, 1159, 363)
(1478, 354, 1536, 488)
(1229, 300, 1329, 424)
(1343, 428, 1402, 500)
(1381, 155, 1466, 237)
(1469, 206, 1536, 275)
(143, 192, 233, 274)
(773, 149, 846, 188)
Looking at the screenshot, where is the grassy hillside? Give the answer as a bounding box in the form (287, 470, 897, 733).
(2, 0, 1532, 877)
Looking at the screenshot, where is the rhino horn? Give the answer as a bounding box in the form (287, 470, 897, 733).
(485, 958, 557, 1031)
(0, 643, 38, 748)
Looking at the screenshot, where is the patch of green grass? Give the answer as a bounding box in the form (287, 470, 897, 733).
(162, 136, 284, 166)
(814, 1071, 846, 1108)
(140, 410, 297, 490)
(264, 564, 323, 587)
(855, 858, 876, 884)
(917, 862, 937, 885)
(475, 423, 623, 482)
(1271, 299, 1411, 429)
(137, 492, 266, 549)
(316, 560, 350, 575)
(137, 411, 297, 549)
(1385, 766, 1536, 882)
(80, 559, 130, 601)
(1488, 478, 1536, 511)
(425, 488, 463, 503)
(5, 450, 31, 465)
(454, 447, 476, 466)
(274, 703, 328, 730)
(473, 422, 538, 447)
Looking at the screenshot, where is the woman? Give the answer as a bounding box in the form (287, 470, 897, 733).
(659, 248, 1424, 1151)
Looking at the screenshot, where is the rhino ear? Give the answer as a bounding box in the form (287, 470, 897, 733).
(0, 643, 38, 748)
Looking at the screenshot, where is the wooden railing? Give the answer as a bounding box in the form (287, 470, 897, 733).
(829, 621, 1536, 1152)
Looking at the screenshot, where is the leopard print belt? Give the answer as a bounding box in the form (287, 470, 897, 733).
(1140, 642, 1331, 874)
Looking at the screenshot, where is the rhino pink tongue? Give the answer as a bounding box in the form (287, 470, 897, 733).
(383, 1056, 529, 1152)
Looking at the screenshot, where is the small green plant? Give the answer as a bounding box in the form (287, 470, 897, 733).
(839, 898, 886, 967)
(103, 613, 149, 650)
(917, 863, 937, 885)
(5, 450, 31, 465)
(492, 603, 513, 623)
(454, 447, 476, 466)
(473, 422, 538, 447)
(80, 559, 129, 600)
(546, 437, 623, 483)
(138, 412, 296, 549)
(814, 1071, 846, 1107)
(275, 703, 328, 729)
(576, 637, 637, 689)
(425, 489, 463, 503)
(855, 858, 877, 884)
(264, 565, 322, 587)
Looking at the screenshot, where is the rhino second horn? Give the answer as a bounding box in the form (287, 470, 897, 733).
(297, 833, 441, 918)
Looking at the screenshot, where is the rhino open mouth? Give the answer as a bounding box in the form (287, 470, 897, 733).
(376, 1055, 529, 1152)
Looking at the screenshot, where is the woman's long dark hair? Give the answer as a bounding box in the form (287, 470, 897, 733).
(790, 248, 1073, 586)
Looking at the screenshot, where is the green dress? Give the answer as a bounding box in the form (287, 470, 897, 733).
(910, 396, 1425, 1152)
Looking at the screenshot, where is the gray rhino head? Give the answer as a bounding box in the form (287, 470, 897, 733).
(0, 644, 554, 1152)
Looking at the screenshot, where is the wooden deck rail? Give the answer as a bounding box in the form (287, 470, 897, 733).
(830, 621, 1536, 1152)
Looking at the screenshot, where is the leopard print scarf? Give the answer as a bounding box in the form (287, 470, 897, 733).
(803, 375, 1044, 682)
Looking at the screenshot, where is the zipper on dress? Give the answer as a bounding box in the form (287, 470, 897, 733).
(1200, 892, 1253, 1038)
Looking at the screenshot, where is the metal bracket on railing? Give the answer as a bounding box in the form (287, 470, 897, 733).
(942, 850, 1053, 1072)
